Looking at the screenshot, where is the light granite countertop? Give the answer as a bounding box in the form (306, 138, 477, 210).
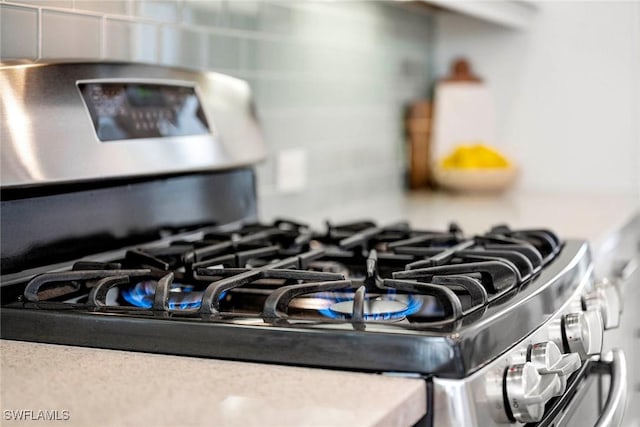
(0, 341, 426, 427)
(2, 190, 638, 427)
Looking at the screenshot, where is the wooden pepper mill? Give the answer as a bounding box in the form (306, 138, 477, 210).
(406, 101, 433, 189)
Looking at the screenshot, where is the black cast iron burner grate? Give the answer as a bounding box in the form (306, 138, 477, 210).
(10, 220, 562, 328)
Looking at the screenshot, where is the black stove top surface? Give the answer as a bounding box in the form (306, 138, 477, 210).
(0, 220, 591, 378)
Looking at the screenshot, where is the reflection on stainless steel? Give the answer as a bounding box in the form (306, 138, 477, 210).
(288, 297, 334, 311)
(595, 349, 627, 427)
(0, 68, 44, 181)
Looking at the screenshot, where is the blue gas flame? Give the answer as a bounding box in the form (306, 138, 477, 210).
(317, 292, 423, 321)
(122, 280, 226, 310)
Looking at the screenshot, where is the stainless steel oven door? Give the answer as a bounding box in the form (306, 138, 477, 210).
(531, 349, 626, 427)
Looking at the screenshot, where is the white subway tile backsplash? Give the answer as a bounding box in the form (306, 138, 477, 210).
(160, 26, 205, 69)
(1, 0, 434, 215)
(131, 21, 158, 63)
(135, 0, 178, 22)
(258, 3, 292, 35)
(103, 18, 158, 63)
(159, 25, 180, 64)
(207, 33, 241, 70)
(105, 19, 132, 61)
(251, 77, 396, 109)
(13, 0, 72, 8)
(75, 0, 129, 16)
(283, 2, 385, 52)
(227, 1, 259, 31)
(0, 4, 38, 60)
(41, 10, 102, 60)
(182, 1, 224, 27)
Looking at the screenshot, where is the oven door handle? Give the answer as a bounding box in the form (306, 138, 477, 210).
(595, 348, 627, 427)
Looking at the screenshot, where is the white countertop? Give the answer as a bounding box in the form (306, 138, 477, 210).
(0, 341, 426, 427)
(2, 190, 638, 427)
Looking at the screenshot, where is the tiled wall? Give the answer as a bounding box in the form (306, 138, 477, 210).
(0, 0, 435, 219)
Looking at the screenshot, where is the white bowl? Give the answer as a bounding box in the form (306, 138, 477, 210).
(433, 165, 518, 193)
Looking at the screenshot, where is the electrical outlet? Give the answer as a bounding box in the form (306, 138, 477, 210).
(276, 148, 307, 194)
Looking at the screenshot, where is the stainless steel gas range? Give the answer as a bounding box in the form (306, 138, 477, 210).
(0, 63, 628, 427)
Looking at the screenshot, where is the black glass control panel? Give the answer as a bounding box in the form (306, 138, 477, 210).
(78, 82, 211, 142)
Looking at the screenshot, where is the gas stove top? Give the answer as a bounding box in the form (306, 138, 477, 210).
(1, 219, 589, 378)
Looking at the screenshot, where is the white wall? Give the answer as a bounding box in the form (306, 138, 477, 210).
(435, 1, 640, 195)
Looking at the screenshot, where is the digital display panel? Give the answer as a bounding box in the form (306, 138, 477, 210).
(78, 82, 211, 142)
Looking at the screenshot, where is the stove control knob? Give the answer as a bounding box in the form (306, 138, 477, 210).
(563, 310, 604, 359)
(504, 362, 563, 423)
(583, 280, 622, 329)
(529, 341, 581, 393)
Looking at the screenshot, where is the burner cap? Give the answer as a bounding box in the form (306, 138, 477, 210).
(329, 299, 409, 321)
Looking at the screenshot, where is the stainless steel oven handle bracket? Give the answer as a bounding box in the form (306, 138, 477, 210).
(595, 348, 627, 427)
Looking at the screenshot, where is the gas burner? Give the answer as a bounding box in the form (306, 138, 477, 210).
(329, 299, 410, 322)
(318, 294, 424, 322)
(121, 280, 203, 310)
